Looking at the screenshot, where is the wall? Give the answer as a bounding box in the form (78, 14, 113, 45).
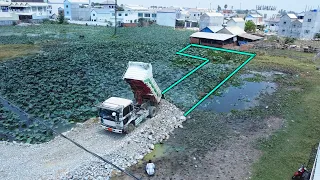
(48, 3, 64, 18)
(227, 20, 245, 30)
(64, 1, 71, 19)
(71, 4, 90, 21)
(278, 15, 293, 37)
(156, 12, 176, 27)
(190, 37, 200, 44)
(300, 10, 320, 40)
(199, 14, 223, 30)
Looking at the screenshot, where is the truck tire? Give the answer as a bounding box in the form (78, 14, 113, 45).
(148, 106, 157, 118)
(125, 123, 135, 134)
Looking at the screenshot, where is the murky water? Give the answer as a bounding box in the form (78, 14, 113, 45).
(198, 80, 277, 112)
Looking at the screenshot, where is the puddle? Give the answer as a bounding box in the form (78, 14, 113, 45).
(143, 144, 185, 162)
(198, 80, 277, 112)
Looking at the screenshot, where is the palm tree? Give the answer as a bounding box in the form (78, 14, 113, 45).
(224, 4, 228, 10)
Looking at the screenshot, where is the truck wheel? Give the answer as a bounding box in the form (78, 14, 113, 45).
(148, 106, 157, 118)
(125, 123, 135, 134)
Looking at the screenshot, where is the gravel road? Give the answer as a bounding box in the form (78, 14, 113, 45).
(0, 100, 185, 180)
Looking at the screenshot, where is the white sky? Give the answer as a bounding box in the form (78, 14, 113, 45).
(116, 0, 320, 12)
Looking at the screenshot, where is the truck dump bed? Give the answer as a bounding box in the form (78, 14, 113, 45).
(123, 61, 162, 105)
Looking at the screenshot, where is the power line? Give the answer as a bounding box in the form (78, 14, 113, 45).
(0, 96, 140, 180)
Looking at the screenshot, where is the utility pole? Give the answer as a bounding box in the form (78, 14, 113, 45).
(114, 0, 117, 36)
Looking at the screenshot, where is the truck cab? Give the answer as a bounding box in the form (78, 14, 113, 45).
(98, 97, 135, 133)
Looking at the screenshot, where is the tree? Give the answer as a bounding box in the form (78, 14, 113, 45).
(224, 4, 228, 10)
(217, 5, 221, 12)
(245, 20, 256, 32)
(58, 11, 64, 24)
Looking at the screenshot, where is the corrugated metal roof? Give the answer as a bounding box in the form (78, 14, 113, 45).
(238, 33, 263, 40)
(157, 9, 176, 13)
(287, 13, 298, 19)
(190, 32, 235, 41)
(249, 14, 262, 18)
(206, 26, 223, 33)
(218, 26, 246, 35)
(100, 0, 115, 5)
(230, 18, 244, 22)
(205, 12, 224, 17)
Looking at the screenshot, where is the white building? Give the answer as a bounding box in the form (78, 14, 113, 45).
(245, 14, 263, 25)
(199, 12, 224, 30)
(90, 8, 111, 22)
(300, 8, 320, 40)
(278, 14, 299, 37)
(64, 0, 89, 20)
(264, 18, 280, 32)
(47, 0, 64, 19)
(99, 0, 115, 9)
(8, 2, 49, 20)
(227, 17, 245, 30)
(156, 9, 176, 27)
(90, 8, 138, 26)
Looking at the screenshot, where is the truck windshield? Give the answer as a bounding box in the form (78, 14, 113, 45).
(99, 109, 119, 121)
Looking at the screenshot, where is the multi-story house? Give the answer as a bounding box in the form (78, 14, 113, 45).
(300, 8, 320, 39)
(278, 14, 300, 38)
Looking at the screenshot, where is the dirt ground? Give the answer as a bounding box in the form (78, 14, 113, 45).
(112, 115, 284, 180)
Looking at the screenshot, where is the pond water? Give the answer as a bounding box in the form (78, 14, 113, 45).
(197, 80, 277, 112)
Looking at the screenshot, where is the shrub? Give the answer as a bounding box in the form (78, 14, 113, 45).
(284, 37, 295, 44)
(12, 21, 17, 26)
(245, 20, 256, 32)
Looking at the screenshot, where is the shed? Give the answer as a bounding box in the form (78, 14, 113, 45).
(200, 26, 223, 33)
(227, 18, 245, 30)
(190, 32, 237, 48)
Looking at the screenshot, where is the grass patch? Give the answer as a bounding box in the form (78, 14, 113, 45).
(0, 44, 39, 61)
(250, 51, 320, 180)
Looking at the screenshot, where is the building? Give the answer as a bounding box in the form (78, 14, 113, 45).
(186, 8, 204, 22)
(90, 8, 111, 22)
(156, 9, 176, 27)
(190, 32, 237, 48)
(200, 26, 223, 33)
(245, 14, 263, 26)
(300, 8, 320, 40)
(64, 0, 89, 20)
(99, 0, 115, 9)
(227, 17, 245, 30)
(47, 0, 64, 19)
(264, 18, 280, 32)
(8, 2, 48, 20)
(199, 12, 224, 30)
(278, 13, 298, 37)
(216, 26, 246, 36)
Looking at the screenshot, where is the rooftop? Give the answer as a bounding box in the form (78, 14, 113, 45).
(190, 32, 235, 41)
(230, 18, 245, 22)
(100, 0, 115, 5)
(92, 8, 111, 14)
(238, 33, 263, 41)
(218, 26, 246, 35)
(204, 26, 223, 33)
(287, 13, 298, 19)
(248, 14, 262, 18)
(99, 97, 132, 109)
(205, 12, 224, 17)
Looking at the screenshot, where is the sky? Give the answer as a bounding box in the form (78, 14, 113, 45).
(117, 0, 320, 12)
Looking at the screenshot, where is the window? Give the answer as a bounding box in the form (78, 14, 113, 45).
(144, 13, 150, 17)
(125, 13, 128, 16)
(123, 106, 130, 116)
(49, 11, 52, 14)
(282, 29, 285, 32)
(112, 13, 115, 16)
(293, 25, 296, 27)
(109, 6, 111, 8)
(194, 14, 196, 16)
(118, 13, 122, 16)
(138, 13, 143, 17)
(67, 11, 69, 14)
(283, 21, 286, 24)
(264, 14, 267, 18)
(152, 13, 156, 17)
(305, 30, 310, 33)
(93, 14, 95, 16)
(130, 20, 132, 23)
(66, 5, 68, 8)
(308, 19, 311, 22)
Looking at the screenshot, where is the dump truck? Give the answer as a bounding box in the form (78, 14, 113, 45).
(97, 61, 162, 134)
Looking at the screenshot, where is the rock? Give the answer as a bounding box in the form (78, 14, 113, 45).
(148, 135, 153, 140)
(178, 124, 183, 129)
(194, 165, 198, 168)
(180, 116, 186, 121)
(193, 157, 196, 160)
(135, 155, 143, 160)
(148, 144, 155, 150)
